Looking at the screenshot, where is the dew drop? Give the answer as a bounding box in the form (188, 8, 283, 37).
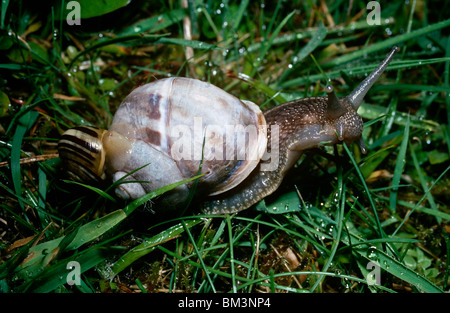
(367, 246, 378, 261)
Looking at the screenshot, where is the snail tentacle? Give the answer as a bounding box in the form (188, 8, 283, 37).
(348, 46, 400, 109)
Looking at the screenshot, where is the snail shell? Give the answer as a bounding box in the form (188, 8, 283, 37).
(60, 77, 267, 211)
(59, 46, 400, 214)
(58, 126, 107, 183)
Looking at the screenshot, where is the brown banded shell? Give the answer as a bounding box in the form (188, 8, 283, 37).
(108, 77, 267, 206)
(58, 126, 107, 183)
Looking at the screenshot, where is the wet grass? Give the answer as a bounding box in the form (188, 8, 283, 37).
(0, 0, 449, 293)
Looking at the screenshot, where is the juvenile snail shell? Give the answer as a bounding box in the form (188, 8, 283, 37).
(59, 46, 400, 214)
(58, 126, 107, 183)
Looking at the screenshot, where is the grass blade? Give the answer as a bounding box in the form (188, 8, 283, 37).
(158, 37, 220, 50)
(119, 8, 186, 35)
(183, 219, 217, 293)
(106, 218, 203, 279)
(410, 143, 439, 222)
(323, 18, 450, 68)
(392, 164, 450, 237)
(68, 33, 168, 69)
(11, 110, 39, 209)
(389, 115, 410, 212)
(230, 0, 249, 31)
(14, 209, 127, 280)
(0, 0, 9, 28)
(63, 180, 116, 202)
(29, 246, 117, 293)
(343, 143, 384, 238)
(293, 22, 328, 64)
(251, 10, 295, 76)
(15, 175, 205, 280)
(366, 247, 443, 293)
(227, 214, 237, 293)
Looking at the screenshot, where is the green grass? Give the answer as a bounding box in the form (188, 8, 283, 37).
(0, 0, 449, 293)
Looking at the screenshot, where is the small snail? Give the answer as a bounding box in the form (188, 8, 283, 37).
(58, 46, 400, 214)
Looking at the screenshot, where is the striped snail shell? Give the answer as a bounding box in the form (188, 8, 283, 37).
(58, 126, 107, 183)
(59, 46, 400, 214)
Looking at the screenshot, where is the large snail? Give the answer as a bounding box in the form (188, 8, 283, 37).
(58, 46, 400, 214)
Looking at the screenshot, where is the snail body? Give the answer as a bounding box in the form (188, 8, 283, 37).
(59, 46, 399, 214)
